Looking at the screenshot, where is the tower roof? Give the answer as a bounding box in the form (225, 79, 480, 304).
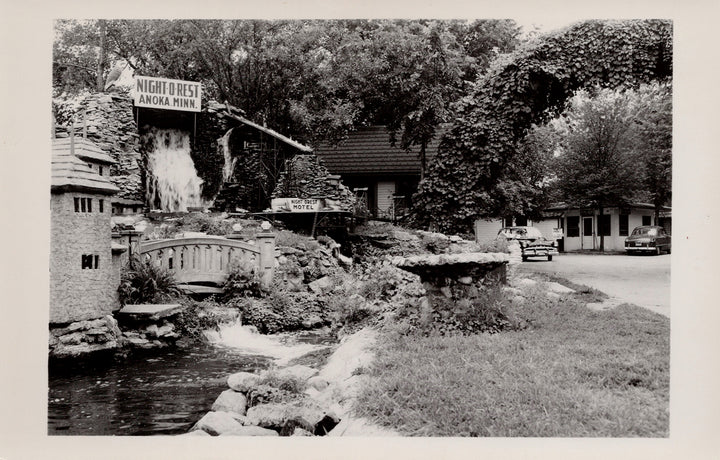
(51, 141, 119, 195)
(52, 137, 117, 165)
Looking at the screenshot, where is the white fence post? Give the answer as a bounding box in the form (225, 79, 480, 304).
(256, 232, 276, 288)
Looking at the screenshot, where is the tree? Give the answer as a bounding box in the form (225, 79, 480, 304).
(631, 82, 672, 222)
(53, 19, 521, 150)
(552, 87, 648, 250)
(412, 19, 673, 233)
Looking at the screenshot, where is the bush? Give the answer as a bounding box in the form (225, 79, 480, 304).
(118, 256, 182, 305)
(178, 213, 233, 235)
(222, 260, 266, 300)
(275, 230, 322, 251)
(173, 299, 235, 341)
(256, 370, 307, 394)
(475, 237, 510, 253)
(395, 281, 523, 336)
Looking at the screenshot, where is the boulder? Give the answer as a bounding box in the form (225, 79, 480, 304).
(245, 400, 339, 435)
(191, 411, 244, 436)
(59, 332, 84, 345)
(307, 376, 330, 391)
(227, 372, 261, 393)
(545, 281, 575, 294)
(245, 402, 313, 434)
(246, 384, 290, 406)
(211, 389, 248, 416)
(308, 276, 334, 295)
(292, 427, 315, 436)
(274, 365, 318, 382)
(301, 315, 324, 329)
(145, 324, 159, 338)
(156, 323, 175, 337)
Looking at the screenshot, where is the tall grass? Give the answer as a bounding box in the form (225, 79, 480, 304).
(356, 286, 670, 437)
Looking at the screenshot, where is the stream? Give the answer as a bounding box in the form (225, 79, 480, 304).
(48, 323, 332, 435)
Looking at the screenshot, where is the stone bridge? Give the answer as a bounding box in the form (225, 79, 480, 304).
(139, 233, 276, 295)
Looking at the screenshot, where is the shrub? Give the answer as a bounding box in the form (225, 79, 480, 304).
(173, 299, 234, 341)
(118, 256, 182, 305)
(395, 282, 523, 336)
(178, 213, 232, 235)
(325, 291, 376, 327)
(476, 237, 510, 253)
(257, 370, 307, 394)
(222, 260, 266, 300)
(275, 230, 322, 251)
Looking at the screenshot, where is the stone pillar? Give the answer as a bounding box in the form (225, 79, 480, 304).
(256, 232, 276, 288)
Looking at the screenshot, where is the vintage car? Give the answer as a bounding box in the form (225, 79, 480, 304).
(497, 226, 559, 261)
(624, 226, 671, 255)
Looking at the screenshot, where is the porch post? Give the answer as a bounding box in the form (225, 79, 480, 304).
(256, 232, 276, 288)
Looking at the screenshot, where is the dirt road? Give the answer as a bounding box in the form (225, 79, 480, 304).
(518, 253, 671, 318)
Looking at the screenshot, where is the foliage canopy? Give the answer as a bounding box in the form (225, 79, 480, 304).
(412, 19, 672, 233)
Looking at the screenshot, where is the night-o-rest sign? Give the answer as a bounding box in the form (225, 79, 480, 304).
(134, 76, 202, 112)
(271, 198, 321, 212)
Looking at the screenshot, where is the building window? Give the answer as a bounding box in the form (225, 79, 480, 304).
(598, 215, 611, 237)
(74, 197, 94, 213)
(619, 214, 629, 236)
(567, 216, 580, 237)
(642, 215, 652, 226)
(99, 166, 103, 176)
(81, 254, 99, 269)
(99, 199, 104, 213)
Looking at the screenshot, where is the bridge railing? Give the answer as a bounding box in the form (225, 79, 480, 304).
(138, 233, 276, 291)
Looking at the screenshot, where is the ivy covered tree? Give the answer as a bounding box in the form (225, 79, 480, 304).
(412, 19, 672, 233)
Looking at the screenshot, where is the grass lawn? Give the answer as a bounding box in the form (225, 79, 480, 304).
(354, 284, 670, 437)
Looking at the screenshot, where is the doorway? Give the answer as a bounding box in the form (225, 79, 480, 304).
(582, 216, 594, 250)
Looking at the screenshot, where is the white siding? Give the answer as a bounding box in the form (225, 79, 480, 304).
(530, 218, 559, 240)
(562, 208, 656, 252)
(376, 181, 396, 216)
(475, 218, 504, 243)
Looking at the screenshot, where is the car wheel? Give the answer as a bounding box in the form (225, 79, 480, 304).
(547, 255, 553, 261)
(667, 246, 671, 254)
(655, 247, 661, 256)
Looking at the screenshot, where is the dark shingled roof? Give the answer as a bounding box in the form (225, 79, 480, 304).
(53, 137, 117, 165)
(52, 145, 119, 195)
(314, 125, 447, 175)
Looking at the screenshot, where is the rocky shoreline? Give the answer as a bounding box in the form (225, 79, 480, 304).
(184, 327, 397, 437)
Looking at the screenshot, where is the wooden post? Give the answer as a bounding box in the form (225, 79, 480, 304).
(256, 232, 276, 288)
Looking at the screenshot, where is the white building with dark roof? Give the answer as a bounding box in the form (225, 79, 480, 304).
(315, 125, 447, 218)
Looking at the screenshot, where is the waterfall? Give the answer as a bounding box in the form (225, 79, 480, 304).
(144, 128, 206, 212)
(220, 128, 237, 183)
(204, 321, 323, 365)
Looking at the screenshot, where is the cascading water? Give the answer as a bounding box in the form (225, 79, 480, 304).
(144, 127, 207, 212)
(204, 321, 326, 365)
(220, 128, 237, 183)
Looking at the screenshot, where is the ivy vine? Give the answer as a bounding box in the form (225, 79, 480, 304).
(413, 19, 673, 233)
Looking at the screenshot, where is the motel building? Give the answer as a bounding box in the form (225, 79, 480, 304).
(475, 202, 671, 253)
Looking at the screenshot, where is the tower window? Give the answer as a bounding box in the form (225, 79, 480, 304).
(81, 254, 99, 269)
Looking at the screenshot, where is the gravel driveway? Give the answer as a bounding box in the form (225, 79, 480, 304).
(518, 253, 671, 318)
